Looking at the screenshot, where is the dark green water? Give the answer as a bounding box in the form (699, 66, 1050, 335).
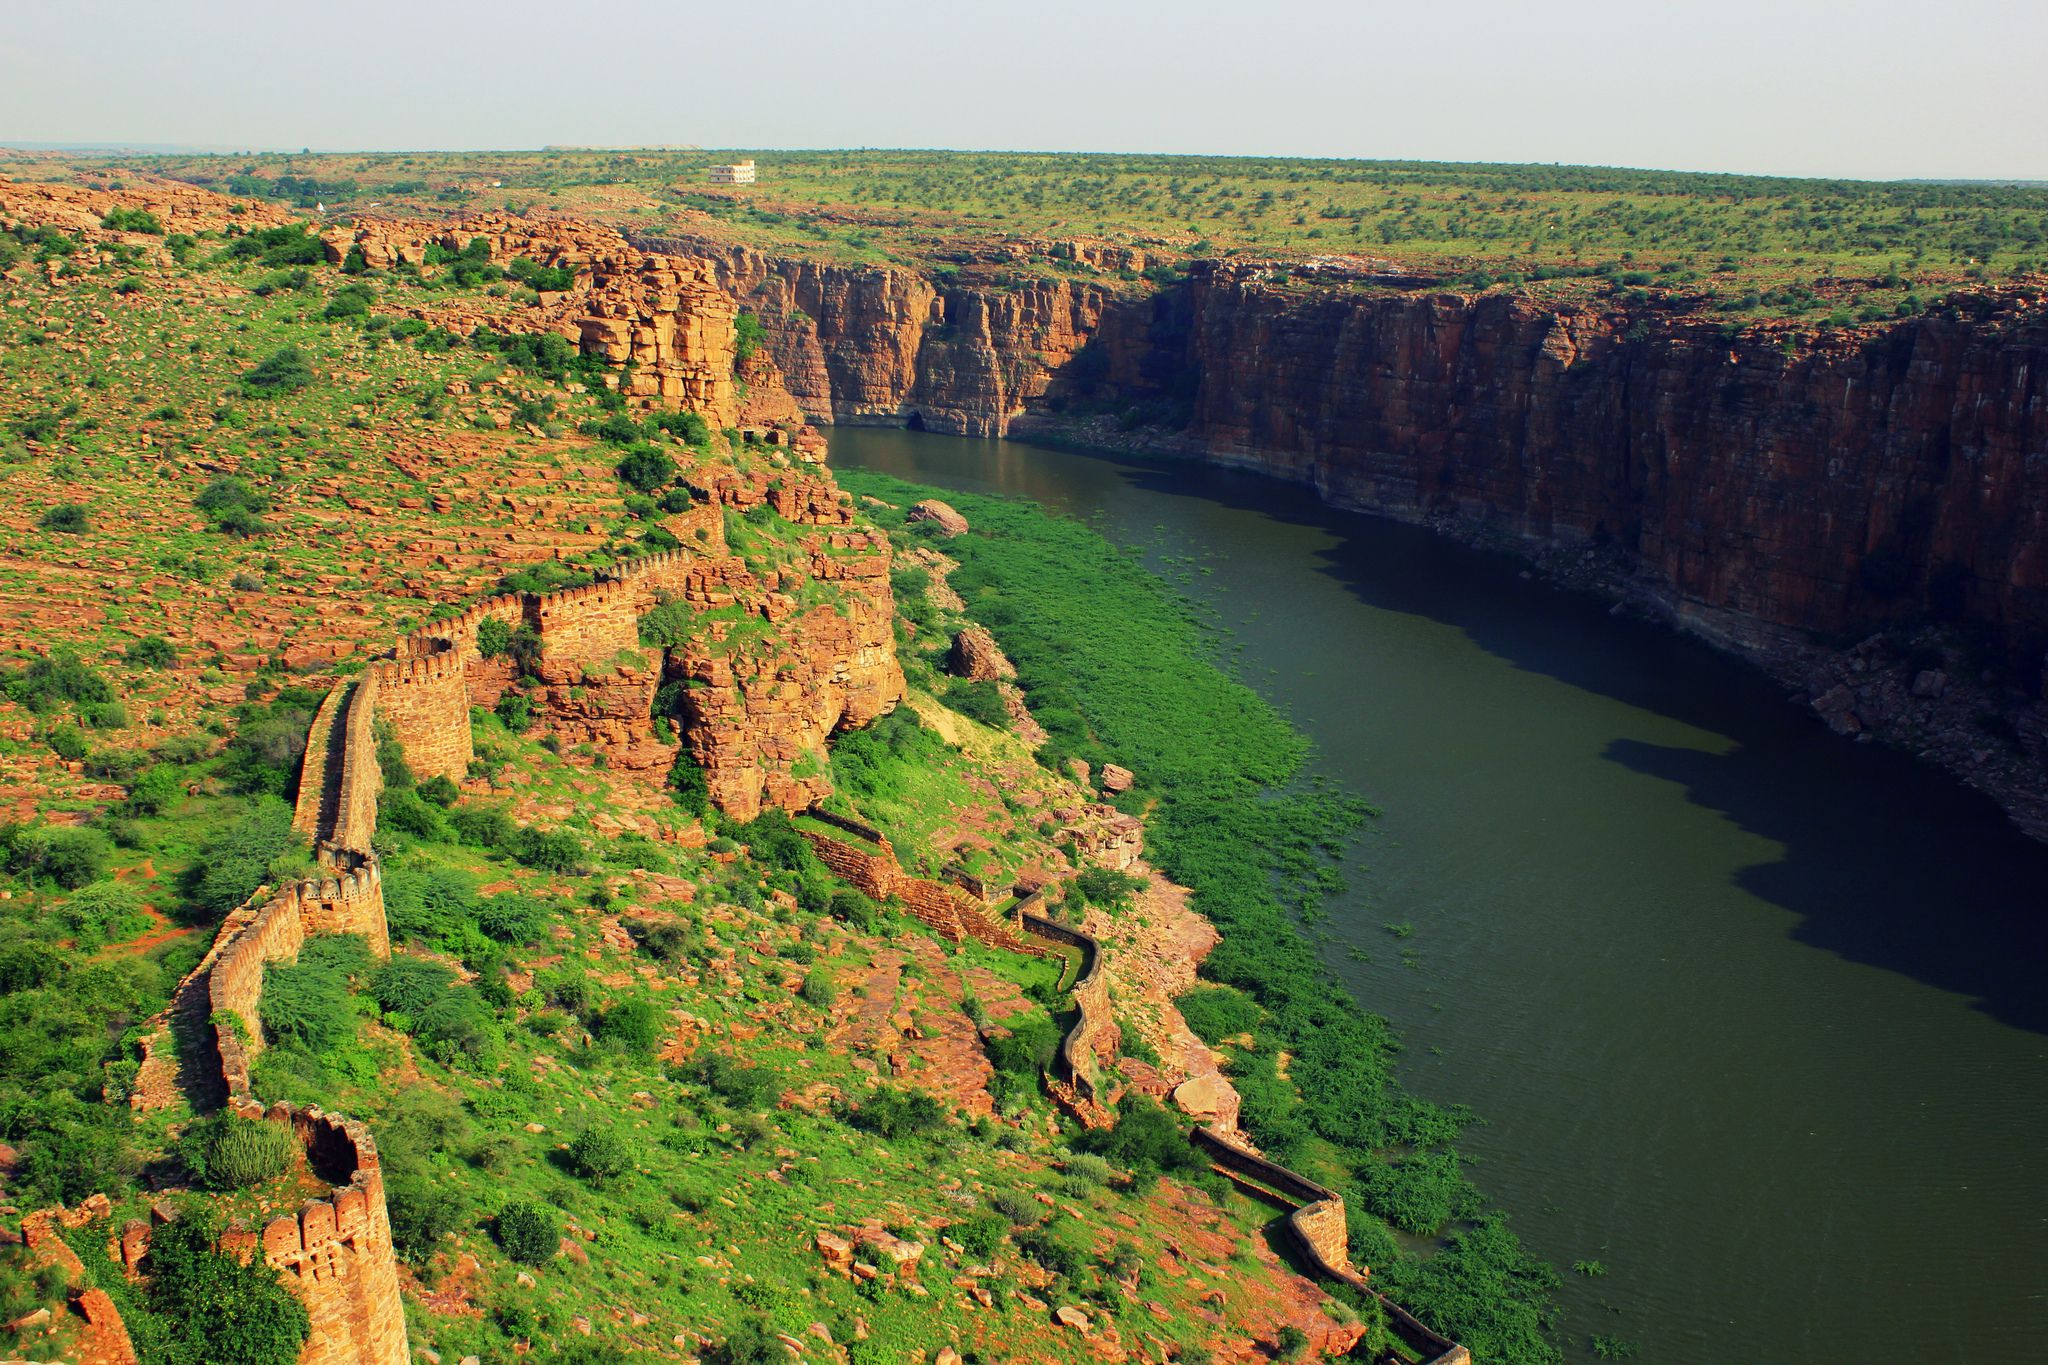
(832, 427, 2048, 1365)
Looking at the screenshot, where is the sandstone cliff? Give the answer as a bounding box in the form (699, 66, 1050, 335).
(650, 239, 2048, 674)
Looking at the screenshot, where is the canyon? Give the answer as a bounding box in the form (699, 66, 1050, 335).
(644, 235, 2048, 830)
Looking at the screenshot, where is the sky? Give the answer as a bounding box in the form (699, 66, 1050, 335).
(2, 0, 2042, 181)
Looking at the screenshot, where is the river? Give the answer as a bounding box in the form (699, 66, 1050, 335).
(830, 426, 2048, 1365)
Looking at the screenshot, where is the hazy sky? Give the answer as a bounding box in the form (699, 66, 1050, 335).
(3, 0, 2041, 180)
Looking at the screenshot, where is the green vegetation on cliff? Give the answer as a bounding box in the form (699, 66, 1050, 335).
(844, 470, 1564, 1364)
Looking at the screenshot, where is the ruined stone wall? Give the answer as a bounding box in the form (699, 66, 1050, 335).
(798, 822, 1033, 952)
(1190, 1126, 1470, 1365)
(1021, 911, 1117, 1102)
(533, 580, 642, 671)
(370, 651, 472, 783)
(328, 675, 383, 858)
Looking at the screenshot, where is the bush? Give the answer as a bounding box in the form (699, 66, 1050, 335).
(1075, 1096, 1204, 1185)
(2, 823, 113, 889)
(183, 1113, 298, 1190)
(567, 1127, 634, 1185)
(372, 956, 456, 1017)
(849, 1087, 946, 1139)
(687, 1053, 776, 1109)
(3, 650, 112, 714)
(417, 774, 460, 807)
(733, 312, 767, 363)
(476, 896, 547, 944)
(597, 997, 661, 1055)
(944, 678, 1010, 729)
(37, 503, 89, 534)
(493, 691, 533, 731)
(615, 445, 676, 493)
(513, 826, 584, 873)
(387, 1175, 468, 1264)
(239, 346, 313, 396)
(829, 888, 877, 931)
(321, 283, 374, 320)
(194, 476, 271, 536)
(475, 616, 512, 659)
(146, 1207, 309, 1365)
(951, 1210, 1008, 1260)
(261, 955, 356, 1053)
(495, 1200, 559, 1264)
(125, 635, 179, 668)
(101, 206, 163, 234)
(799, 970, 837, 1008)
(191, 797, 301, 915)
(1175, 985, 1262, 1043)
(705, 1320, 781, 1365)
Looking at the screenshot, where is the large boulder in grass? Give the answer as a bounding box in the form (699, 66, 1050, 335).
(906, 499, 969, 536)
(947, 625, 1015, 681)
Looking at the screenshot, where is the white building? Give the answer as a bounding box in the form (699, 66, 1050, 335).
(707, 160, 757, 185)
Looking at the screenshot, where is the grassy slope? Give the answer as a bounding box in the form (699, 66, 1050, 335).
(0, 203, 1378, 1365)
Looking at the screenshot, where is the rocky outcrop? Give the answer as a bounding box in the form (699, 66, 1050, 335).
(323, 214, 742, 423)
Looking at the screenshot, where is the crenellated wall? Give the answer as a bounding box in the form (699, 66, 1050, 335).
(369, 649, 474, 784)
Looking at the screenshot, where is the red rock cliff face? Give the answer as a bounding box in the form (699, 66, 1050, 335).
(654, 237, 2048, 672)
(652, 239, 1120, 436)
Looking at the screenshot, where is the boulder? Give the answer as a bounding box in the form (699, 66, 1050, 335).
(947, 625, 1015, 682)
(906, 499, 969, 536)
(1099, 763, 1134, 794)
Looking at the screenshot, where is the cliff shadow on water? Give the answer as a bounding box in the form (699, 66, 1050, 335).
(1136, 456, 2048, 1034)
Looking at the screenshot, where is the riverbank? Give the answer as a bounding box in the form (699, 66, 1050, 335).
(844, 467, 1568, 1364)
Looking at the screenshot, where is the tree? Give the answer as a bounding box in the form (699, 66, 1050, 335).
(125, 635, 179, 668)
(495, 1200, 559, 1264)
(146, 1207, 310, 1365)
(567, 1127, 634, 1185)
(615, 445, 676, 493)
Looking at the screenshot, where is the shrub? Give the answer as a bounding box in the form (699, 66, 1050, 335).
(493, 691, 533, 731)
(495, 1200, 559, 1264)
(387, 1175, 468, 1264)
(705, 1320, 781, 1365)
(239, 346, 313, 396)
(321, 283, 374, 320)
(417, 774, 460, 807)
(125, 634, 179, 668)
(951, 1211, 1008, 1260)
(849, 1087, 946, 1139)
(788, 967, 836, 1008)
(372, 956, 456, 1017)
(687, 1053, 776, 1109)
(3, 650, 112, 714)
(183, 1113, 298, 1190)
(37, 503, 89, 534)
(733, 311, 767, 363)
(944, 677, 1010, 729)
(1175, 985, 1262, 1043)
(1075, 1096, 1204, 1186)
(2, 823, 113, 889)
(261, 956, 357, 1053)
(597, 997, 661, 1055)
(476, 896, 547, 944)
(146, 1207, 309, 1365)
(475, 616, 512, 659)
(513, 826, 584, 873)
(191, 797, 301, 915)
(829, 887, 877, 931)
(379, 786, 450, 841)
(615, 445, 676, 493)
(101, 205, 164, 234)
(567, 1127, 634, 1185)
